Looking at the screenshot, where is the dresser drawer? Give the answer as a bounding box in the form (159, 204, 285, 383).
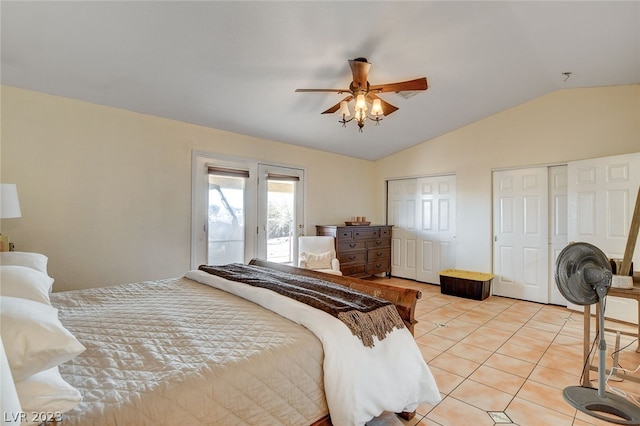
(341, 263, 366, 276)
(367, 238, 390, 249)
(353, 227, 380, 239)
(338, 251, 366, 264)
(367, 259, 390, 275)
(339, 240, 366, 252)
(380, 227, 392, 238)
(368, 248, 390, 261)
(336, 229, 353, 240)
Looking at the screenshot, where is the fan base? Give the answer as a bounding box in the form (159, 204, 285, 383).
(563, 386, 640, 425)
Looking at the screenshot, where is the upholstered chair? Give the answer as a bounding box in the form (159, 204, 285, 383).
(298, 236, 342, 275)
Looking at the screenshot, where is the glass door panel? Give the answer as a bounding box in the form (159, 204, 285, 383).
(257, 164, 304, 264)
(208, 175, 245, 265)
(266, 179, 295, 263)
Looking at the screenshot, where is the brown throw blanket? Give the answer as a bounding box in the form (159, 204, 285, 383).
(198, 263, 405, 347)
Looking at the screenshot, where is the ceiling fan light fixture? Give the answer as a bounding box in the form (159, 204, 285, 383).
(355, 94, 367, 112)
(371, 99, 383, 116)
(339, 100, 351, 117)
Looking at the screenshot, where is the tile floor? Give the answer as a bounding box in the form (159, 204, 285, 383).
(366, 277, 640, 426)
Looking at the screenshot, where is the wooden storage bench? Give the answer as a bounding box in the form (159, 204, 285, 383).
(439, 269, 493, 301)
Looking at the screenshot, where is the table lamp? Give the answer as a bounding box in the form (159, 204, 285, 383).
(0, 184, 22, 251)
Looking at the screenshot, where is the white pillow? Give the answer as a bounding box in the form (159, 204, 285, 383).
(1, 265, 54, 306)
(15, 366, 82, 421)
(302, 251, 333, 269)
(0, 296, 85, 381)
(0, 252, 48, 275)
(1, 336, 22, 424)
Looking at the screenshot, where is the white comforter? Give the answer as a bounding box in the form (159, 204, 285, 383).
(53, 277, 328, 425)
(186, 269, 441, 426)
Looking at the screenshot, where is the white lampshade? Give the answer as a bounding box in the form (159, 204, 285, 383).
(355, 94, 367, 112)
(339, 100, 351, 117)
(0, 184, 22, 219)
(371, 99, 383, 116)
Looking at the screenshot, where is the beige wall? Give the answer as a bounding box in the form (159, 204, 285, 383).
(0, 86, 377, 291)
(375, 84, 640, 274)
(3, 85, 638, 291)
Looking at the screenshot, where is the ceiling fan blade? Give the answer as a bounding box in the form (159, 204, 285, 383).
(321, 96, 353, 114)
(370, 77, 428, 93)
(366, 93, 398, 116)
(295, 88, 350, 93)
(348, 58, 371, 90)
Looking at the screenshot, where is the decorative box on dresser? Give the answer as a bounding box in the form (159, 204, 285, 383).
(316, 225, 392, 278)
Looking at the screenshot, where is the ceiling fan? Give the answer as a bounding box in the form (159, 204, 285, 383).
(295, 57, 428, 131)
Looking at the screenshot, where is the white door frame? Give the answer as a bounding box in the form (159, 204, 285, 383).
(191, 151, 257, 269)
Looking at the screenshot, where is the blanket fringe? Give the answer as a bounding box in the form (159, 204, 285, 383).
(337, 305, 405, 348)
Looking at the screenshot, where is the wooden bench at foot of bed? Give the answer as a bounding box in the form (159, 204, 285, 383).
(249, 259, 422, 336)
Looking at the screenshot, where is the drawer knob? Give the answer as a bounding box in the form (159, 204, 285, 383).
(349, 243, 357, 248)
(349, 255, 356, 261)
(376, 241, 383, 246)
(376, 252, 383, 257)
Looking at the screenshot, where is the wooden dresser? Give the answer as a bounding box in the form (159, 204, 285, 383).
(316, 225, 392, 278)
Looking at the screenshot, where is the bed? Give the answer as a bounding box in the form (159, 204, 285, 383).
(1, 255, 440, 426)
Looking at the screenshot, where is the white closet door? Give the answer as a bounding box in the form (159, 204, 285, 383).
(568, 152, 640, 324)
(493, 168, 549, 303)
(388, 179, 418, 280)
(388, 175, 456, 283)
(549, 165, 569, 306)
(416, 175, 456, 284)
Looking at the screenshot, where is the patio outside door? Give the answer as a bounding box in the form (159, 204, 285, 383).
(256, 164, 304, 265)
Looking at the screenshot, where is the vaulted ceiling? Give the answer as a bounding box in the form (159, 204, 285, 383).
(2, 1, 639, 160)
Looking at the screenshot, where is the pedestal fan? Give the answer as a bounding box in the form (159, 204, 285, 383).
(555, 242, 640, 424)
